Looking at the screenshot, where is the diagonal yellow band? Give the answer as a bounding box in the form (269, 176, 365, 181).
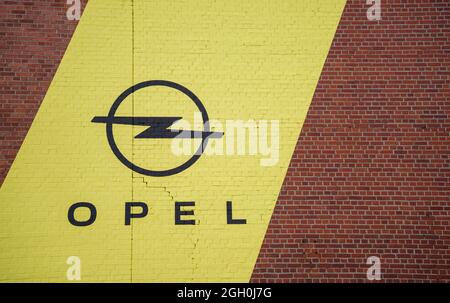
(0, 0, 346, 282)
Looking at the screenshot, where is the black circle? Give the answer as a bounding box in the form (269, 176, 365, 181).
(106, 80, 210, 177)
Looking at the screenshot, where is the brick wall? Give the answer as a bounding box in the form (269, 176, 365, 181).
(0, 0, 87, 185)
(251, 0, 450, 282)
(0, 0, 449, 282)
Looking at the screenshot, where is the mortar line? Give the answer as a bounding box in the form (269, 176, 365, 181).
(130, 0, 135, 283)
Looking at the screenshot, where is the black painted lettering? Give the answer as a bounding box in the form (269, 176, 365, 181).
(68, 202, 97, 227)
(175, 202, 195, 225)
(125, 202, 148, 225)
(226, 201, 246, 224)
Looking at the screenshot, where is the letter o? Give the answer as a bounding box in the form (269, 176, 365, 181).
(68, 202, 97, 226)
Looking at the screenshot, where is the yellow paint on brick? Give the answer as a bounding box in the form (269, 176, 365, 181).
(0, 0, 346, 282)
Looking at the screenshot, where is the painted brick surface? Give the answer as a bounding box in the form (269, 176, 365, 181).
(251, 0, 450, 283)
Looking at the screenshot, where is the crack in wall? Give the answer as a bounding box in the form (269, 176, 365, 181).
(133, 176, 175, 201)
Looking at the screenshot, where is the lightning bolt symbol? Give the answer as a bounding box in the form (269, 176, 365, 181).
(91, 116, 223, 139)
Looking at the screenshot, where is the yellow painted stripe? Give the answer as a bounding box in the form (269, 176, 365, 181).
(0, 0, 346, 282)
